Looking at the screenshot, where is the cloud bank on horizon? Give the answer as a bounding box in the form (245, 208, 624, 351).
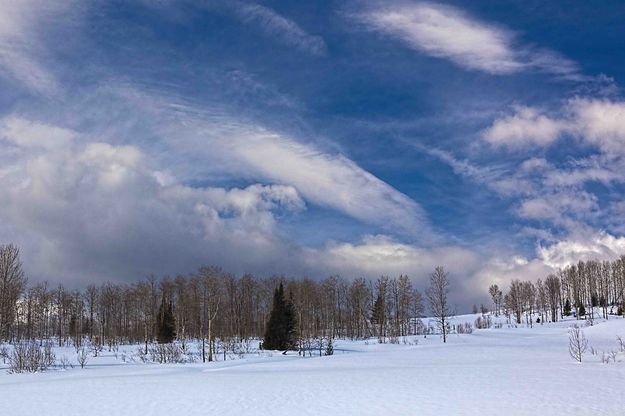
(2, 0, 625, 308)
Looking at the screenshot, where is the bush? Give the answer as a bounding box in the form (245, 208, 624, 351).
(8, 341, 56, 373)
(148, 343, 185, 363)
(474, 316, 492, 329)
(0, 345, 9, 363)
(77, 347, 89, 368)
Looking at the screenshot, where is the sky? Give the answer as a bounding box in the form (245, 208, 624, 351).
(2, 0, 625, 308)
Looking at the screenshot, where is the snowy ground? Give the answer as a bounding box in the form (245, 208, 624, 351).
(1, 314, 624, 415)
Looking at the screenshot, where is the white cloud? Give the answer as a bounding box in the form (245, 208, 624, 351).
(93, 85, 433, 237)
(516, 191, 598, 228)
(304, 234, 488, 304)
(516, 197, 558, 221)
(538, 233, 625, 269)
(225, 130, 431, 236)
(0, 105, 436, 283)
(543, 166, 620, 188)
(228, 2, 327, 56)
(310, 234, 478, 276)
(0, 130, 306, 283)
(483, 106, 566, 147)
(568, 98, 625, 154)
(0, 0, 76, 95)
(483, 99, 625, 155)
(355, 1, 578, 76)
(0, 116, 77, 149)
(418, 146, 502, 183)
(5, 116, 622, 307)
(473, 255, 552, 293)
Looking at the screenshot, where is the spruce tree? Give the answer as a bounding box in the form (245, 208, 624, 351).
(371, 293, 385, 337)
(325, 337, 334, 356)
(577, 303, 586, 317)
(263, 283, 297, 351)
(157, 298, 176, 344)
(564, 299, 572, 316)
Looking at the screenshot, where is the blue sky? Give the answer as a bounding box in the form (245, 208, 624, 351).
(2, 0, 625, 306)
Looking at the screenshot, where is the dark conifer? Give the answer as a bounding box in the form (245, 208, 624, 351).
(325, 337, 334, 356)
(263, 283, 297, 351)
(371, 293, 385, 338)
(157, 298, 176, 344)
(564, 299, 572, 316)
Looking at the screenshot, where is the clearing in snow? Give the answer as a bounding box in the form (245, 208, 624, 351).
(1, 314, 624, 415)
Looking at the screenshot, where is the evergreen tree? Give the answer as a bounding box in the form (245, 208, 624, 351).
(69, 315, 77, 339)
(577, 303, 586, 317)
(325, 337, 334, 356)
(263, 283, 297, 351)
(371, 294, 385, 329)
(591, 294, 598, 307)
(564, 299, 572, 316)
(157, 297, 176, 344)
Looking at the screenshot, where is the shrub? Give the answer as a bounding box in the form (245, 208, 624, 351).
(8, 341, 56, 373)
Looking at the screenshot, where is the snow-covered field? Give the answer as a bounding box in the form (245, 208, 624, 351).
(2, 314, 624, 415)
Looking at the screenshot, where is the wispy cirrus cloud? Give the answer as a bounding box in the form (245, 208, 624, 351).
(17, 83, 434, 240)
(352, 1, 579, 77)
(0, 0, 81, 95)
(225, 1, 327, 56)
(225, 130, 431, 237)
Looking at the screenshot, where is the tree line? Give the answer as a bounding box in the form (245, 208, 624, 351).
(489, 257, 625, 325)
(1, 244, 460, 356)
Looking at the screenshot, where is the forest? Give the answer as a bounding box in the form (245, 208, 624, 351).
(2, 242, 625, 364)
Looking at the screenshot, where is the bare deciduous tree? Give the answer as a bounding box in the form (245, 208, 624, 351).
(568, 325, 588, 363)
(426, 266, 451, 343)
(77, 347, 89, 368)
(488, 284, 502, 316)
(0, 244, 26, 341)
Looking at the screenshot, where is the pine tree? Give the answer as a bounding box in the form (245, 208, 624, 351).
(577, 303, 586, 317)
(157, 298, 176, 344)
(263, 283, 297, 351)
(564, 299, 572, 316)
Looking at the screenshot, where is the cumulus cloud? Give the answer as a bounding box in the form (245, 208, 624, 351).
(4, 116, 622, 308)
(482, 98, 625, 154)
(483, 106, 566, 148)
(0, 102, 437, 286)
(475, 97, 625, 280)
(472, 255, 552, 294)
(0, 115, 489, 308)
(354, 1, 579, 76)
(516, 191, 598, 223)
(308, 234, 479, 276)
(302, 234, 488, 305)
(0, 119, 309, 284)
(569, 98, 625, 153)
(538, 233, 625, 269)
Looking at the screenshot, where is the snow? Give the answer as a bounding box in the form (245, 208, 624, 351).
(1, 314, 624, 415)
